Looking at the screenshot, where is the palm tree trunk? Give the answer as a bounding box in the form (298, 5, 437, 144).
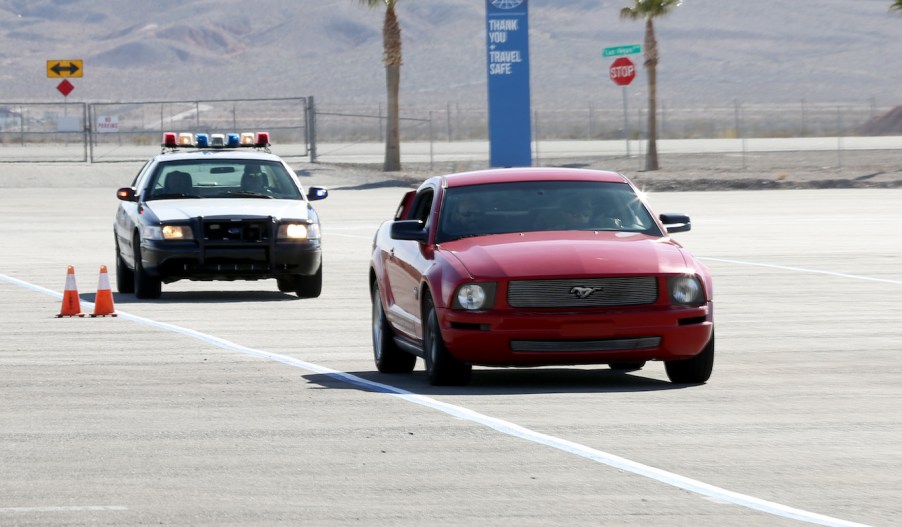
(644, 18, 659, 171)
(384, 64, 401, 171)
(382, 4, 402, 172)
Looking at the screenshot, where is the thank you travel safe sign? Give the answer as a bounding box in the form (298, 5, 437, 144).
(486, 0, 532, 167)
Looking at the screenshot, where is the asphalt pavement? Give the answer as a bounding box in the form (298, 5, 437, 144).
(1, 157, 900, 526)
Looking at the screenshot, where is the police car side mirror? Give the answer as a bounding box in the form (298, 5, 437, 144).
(116, 187, 137, 202)
(307, 186, 328, 201)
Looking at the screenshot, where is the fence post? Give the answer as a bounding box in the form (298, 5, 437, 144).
(307, 96, 317, 163)
(446, 102, 452, 142)
(429, 111, 434, 171)
(836, 106, 843, 169)
(533, 110, 539, 166)
(84, 103, 91, 164)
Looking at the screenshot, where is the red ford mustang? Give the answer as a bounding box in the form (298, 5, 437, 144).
(369, 167, 714, 386)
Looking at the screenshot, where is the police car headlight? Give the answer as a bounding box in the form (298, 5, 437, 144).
(453, 282, 497, 311)
(161, 225, 193, 240)
(668, 275, 704, 306)
(278, 223, 320, 240)
(143, 225, 194, 241)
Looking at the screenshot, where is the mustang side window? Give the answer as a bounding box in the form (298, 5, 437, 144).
(408, 188, 434, 227)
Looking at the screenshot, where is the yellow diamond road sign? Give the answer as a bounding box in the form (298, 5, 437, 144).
(47, 60, 83, 78)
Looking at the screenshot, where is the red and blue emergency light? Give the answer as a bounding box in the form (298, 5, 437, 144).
(161, 132, 271, 150)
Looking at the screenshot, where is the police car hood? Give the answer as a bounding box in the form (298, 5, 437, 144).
(146, 199, 310, 222)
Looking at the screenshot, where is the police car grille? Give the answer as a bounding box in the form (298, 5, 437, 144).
(203, 220, 271, 242)
(507, 277, 658, 308)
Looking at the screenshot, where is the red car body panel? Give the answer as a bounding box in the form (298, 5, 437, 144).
(370, 168, 713, 369)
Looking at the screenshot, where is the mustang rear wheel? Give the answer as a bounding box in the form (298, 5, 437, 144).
(423, 297, 472, 386)
(133, 235, 161, 299)
(372, 283, 416, 373)
(665, 332, 714, 384)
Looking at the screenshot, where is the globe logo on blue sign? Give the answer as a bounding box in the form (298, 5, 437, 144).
(491, 0, 523, 8)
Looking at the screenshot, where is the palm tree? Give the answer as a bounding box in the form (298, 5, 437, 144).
(893, 0, 902, 12)
(360, 0, 402, 172)
(620, 0, 682, 171)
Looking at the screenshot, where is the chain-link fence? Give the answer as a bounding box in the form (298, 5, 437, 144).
(89, 97, 311, 163)
(2, 97, 899, 166)
(0, 102, 89, 162)
(0, 97, 311, 163)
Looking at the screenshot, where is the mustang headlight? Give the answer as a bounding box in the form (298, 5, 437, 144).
(278, 222, 320, 240)
(143, 225, 194, 240)
(668, 275, 704, 306)
(453, 282, 497, 311)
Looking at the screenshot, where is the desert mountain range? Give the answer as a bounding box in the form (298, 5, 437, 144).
(2, 0, 902, 118)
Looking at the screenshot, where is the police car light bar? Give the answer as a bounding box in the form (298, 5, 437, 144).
(161, 132, 272, 151)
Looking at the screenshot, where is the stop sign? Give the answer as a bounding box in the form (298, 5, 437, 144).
(609, 57, 636, 86)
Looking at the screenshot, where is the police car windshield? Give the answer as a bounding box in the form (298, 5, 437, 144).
(146, 160, 302, 200)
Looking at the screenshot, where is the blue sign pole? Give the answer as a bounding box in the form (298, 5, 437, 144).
(486, 0, 532, 167)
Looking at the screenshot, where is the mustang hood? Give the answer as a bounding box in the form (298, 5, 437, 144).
(442, 232, 691, 278)
(146, 199, 311, 222)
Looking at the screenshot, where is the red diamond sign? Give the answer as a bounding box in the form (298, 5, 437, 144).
(57, 79, 74, 97)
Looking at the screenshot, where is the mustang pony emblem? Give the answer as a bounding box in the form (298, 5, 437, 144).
(570, 286, 604, 299)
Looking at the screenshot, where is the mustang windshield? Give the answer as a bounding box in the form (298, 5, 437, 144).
(146, 160, 302, 200)
(437, 180, 661, 242)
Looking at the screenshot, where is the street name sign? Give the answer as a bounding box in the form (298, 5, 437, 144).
(602, 44, 641, 57)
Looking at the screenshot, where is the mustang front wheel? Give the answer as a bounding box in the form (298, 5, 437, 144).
(665, 332, 714, 384)
(372, 283, 416, 373)
(423, 297, 472, 386)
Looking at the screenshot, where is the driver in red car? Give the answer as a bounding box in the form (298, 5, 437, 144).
(445, 198, 483, 235)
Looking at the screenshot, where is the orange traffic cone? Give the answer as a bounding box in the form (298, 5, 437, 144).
(56, 265, 84, 318)
(90, 265, 117, 317)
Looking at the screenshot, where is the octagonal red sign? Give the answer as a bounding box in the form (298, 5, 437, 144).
(609, 57, 636, 87)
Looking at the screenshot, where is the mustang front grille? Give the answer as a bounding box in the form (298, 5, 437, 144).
(507, 277, 658, 308)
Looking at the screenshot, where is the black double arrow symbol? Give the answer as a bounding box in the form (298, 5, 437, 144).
(50, 61, 81, 77)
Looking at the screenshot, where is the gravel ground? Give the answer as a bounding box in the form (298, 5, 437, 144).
(4, 149, 902, 191)
(306, 148, 902, 192)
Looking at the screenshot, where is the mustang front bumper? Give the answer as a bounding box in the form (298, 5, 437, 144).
(437, 302, 713, 366)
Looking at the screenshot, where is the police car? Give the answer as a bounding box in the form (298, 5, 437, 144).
(114, 132, 328, 299)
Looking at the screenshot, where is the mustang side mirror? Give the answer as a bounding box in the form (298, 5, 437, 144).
(660, 213, 691, 234)
(390, 220, 428, 243)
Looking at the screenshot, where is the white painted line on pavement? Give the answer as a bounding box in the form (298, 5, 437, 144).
(0, 506, 128, 514)
(0, 272, 874, 527)
(701, 257, 902, 285)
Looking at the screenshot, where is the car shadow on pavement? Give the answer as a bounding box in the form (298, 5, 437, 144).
(304, 368, 692, 396)
(81, 291, 300, 305)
